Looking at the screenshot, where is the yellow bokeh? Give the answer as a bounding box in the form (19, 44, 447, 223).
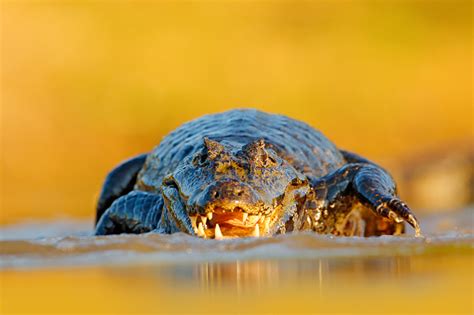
(2, 0, 472, 223)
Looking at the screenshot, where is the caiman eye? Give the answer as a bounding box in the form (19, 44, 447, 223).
(193, 152, 209, 166)
(267, 154, 277, 165)
(290, 178, 302, 186)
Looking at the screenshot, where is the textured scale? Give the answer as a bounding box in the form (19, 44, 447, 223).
(136, 109, 345, 193)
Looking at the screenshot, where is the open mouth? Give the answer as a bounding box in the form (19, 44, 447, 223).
(189, 207, 273, 239)
(184, 181, 309, 240)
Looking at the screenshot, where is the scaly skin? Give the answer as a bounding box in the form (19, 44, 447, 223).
(95, 109, 420, 238)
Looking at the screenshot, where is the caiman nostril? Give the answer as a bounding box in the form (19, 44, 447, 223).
(205, 180, 258, 205)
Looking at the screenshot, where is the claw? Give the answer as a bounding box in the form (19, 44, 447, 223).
(407, 214, 421, 237)
(383, 198, 422, 237)
(388, 210, 403, 223)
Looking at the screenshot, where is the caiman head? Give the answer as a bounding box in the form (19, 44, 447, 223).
(160, 138, 311, 239)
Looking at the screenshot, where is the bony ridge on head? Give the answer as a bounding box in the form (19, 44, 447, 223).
(203, 137, 225, 160)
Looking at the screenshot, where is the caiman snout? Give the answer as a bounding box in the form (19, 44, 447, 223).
(204, 180, 259, 206)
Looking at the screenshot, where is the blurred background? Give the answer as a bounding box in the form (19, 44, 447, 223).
(2, 0, 472, 224)
(1, 2, 473, 314)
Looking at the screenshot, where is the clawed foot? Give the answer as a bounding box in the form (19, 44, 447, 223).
(376, 198, 421, 236)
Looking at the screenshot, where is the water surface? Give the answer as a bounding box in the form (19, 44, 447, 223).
(1, 208, 472, 314)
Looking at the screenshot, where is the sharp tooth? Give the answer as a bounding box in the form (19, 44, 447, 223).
(259, 215, 264, 224)
(214, 224, 223, 240)
(207, 212, 213, 220)
(242, 213, 248, 223)
(264, 217, 270, 232)
(252, 224, 260, 237)
(190, 216, 197, 228)
(201, 217, 207, 225)
(249, 215, 259, 223)
(197, 222, 205, 237)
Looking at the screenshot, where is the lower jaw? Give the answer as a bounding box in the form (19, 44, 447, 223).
(207, 223, 262, 239)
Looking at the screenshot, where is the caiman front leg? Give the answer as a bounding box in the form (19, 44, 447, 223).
(308, 155, 420, 236)
(95, 191, 163, 235)
(96, 154, 148, 224)
(340, 150, 419, 234)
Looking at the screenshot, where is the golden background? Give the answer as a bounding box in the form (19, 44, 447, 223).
(1, 2, 473, 314)
(2, 0, 472, 224)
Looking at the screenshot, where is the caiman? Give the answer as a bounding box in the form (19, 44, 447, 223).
(95, 109, 420, 238)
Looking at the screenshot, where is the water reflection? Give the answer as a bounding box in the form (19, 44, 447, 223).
(3, 253, 472, 314)
(146, 256, 413, 293)
(193, 257, 410, 291)
(190, 259, 331, 294)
